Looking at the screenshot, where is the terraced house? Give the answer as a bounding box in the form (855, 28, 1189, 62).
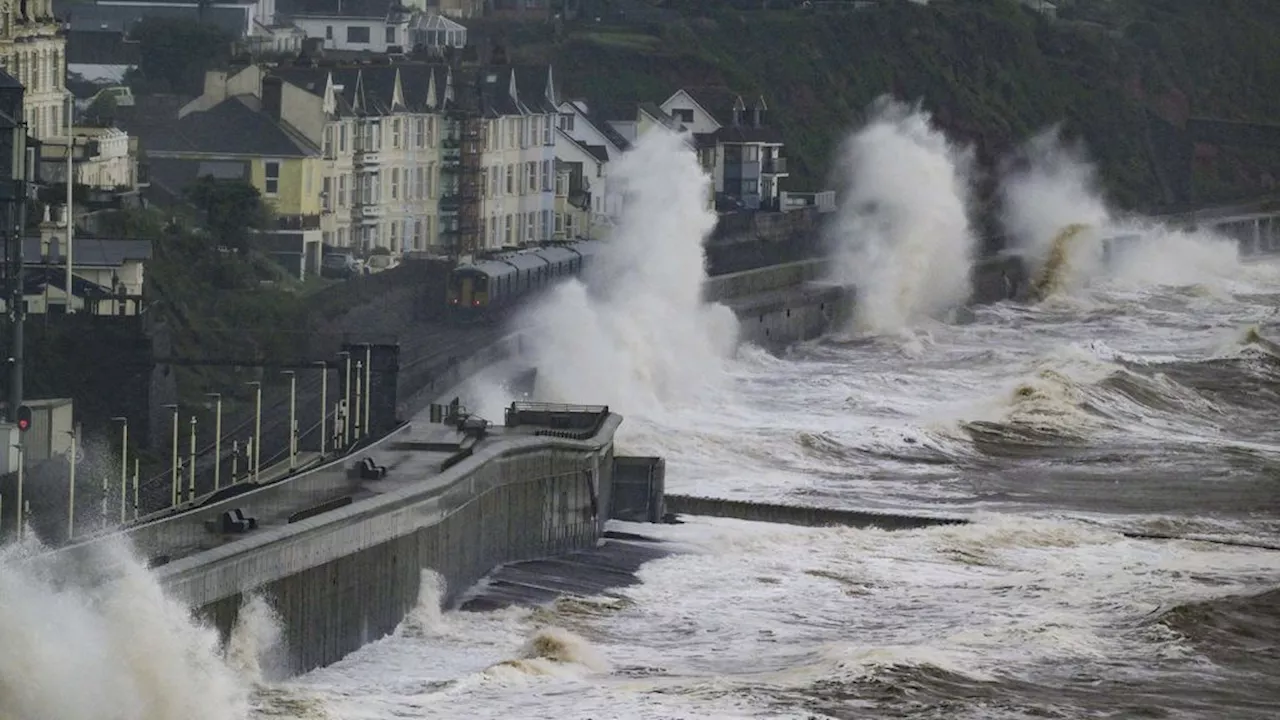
(147, 61, 561, 255)
(2, 0, 67, 139)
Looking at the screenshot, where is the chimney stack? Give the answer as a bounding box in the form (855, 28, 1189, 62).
(263, 76, 283, 122)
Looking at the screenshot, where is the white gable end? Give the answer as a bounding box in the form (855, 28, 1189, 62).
(660, 89, 721, 134)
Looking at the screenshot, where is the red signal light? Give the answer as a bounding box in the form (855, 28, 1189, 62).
(15, 405, 31, 432)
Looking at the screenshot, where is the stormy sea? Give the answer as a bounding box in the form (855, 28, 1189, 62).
(4, 105, 1278, 720)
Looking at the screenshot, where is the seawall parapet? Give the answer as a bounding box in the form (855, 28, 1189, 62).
(41, 402, 624, 676)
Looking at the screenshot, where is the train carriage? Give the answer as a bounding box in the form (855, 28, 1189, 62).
(445, 240, 607, 323)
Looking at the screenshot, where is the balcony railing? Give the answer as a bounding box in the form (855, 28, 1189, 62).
(276, 214, 321, 230)
(763, 157, 788, 174)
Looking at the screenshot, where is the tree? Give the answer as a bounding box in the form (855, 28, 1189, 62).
(184, 176, 272, 253)
(129, 18, 234, 96)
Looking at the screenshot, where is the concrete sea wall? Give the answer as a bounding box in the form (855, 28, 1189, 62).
(51, 415, 621, 676)
(664, 494, 965, 531)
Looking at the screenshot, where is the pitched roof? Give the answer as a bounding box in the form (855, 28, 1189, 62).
(21, 236, 152, 266)
(560, 100, 631, 153)
(64, 3, 252, 37)
(711, 125, 785, 144)
(270, 62, 557, 118)
(276, 0, 400, 18)
(674, 86, 769, 128)
(144, 96, 320, 156)
(557, 130, 608, 166)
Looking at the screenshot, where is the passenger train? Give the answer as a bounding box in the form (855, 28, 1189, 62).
(445, 239, 607, 322)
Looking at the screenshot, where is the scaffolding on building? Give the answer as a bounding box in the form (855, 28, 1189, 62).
(442, 62, 485, 262)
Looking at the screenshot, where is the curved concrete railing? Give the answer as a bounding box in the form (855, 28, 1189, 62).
(159, 414, 622, 608)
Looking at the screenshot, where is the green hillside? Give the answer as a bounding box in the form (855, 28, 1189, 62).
(517, 0, 1280, 212)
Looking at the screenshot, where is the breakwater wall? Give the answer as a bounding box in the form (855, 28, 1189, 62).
(45, 411, 623, 676)
(664, 494, 966, 531)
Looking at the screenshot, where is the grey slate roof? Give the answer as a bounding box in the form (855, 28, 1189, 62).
(276, 0, 399, 18)
(63, 3, 252, 38)
(22, 236, 153, 266)
(268, 62, 557, 119)
(145, 96, 320, 156)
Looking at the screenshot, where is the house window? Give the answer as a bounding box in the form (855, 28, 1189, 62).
(385, 26, 396, 44)
(390, 221, 399, 252)
(744, 179, 759, 195)
(325, 26, 333, 39)
(339, 124, 348, 152)
(414, 220, 423, 249)
(744, 145, 759, 162)
(264, 161, 280, 195)
(427, 163, 435, 197)
(347, 26, 371, 44)
(505, 165, 514, 194)
(673, 108, 694, 123)
(554, 212, 563, 235)
(338, 227, 347, 246)
(416, 118, 425, 147)
(479, 167, 487, 197)
(390, 168, 400, 200)
(415, 167, 424, 199)
(338, 174, 347, 206)
(322, 177, 332, 210)
(555, 171, 566, 197)
(526, 162, 536, 195)
(526, 212, 535, 242)
(324, 127, 334, 157)
(542, 209, 551, 239)
(541, 160, 550, 192)
(392, 119, 401, 148)
(559, 113, 574, 132)
(543, 115, 553, 144)
(504, 214, 512, 244)
(506, 120, 515, 148)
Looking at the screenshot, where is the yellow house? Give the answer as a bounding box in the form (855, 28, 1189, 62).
(144, 95, 323, 223)
(249, 155, 324, 218)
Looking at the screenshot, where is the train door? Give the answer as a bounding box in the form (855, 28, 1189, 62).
(459, 275, 474, 306)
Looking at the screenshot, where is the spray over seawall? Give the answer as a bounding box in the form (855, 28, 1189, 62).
(521, 127, 738, 414)
(0, 537, 255, 720)
(1000, 127, 1112, 298)
(828, 97, 978, 335)
(1000, 127, 1242, 298)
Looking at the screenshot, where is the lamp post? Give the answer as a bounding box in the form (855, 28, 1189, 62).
(187, 415, 197, 502)
(112, 417, 127, 524)
(65, 428, 77, 539)
(164, 403, 179, 507)
(364, 344, 373, 439)
(132, 457, 139, 520)
(282, 370, 297, 470)
(11, 443, 22, 540)
(206, 393, 222, 490)
(314, 360, 328, 457)
(64, 91, 73, 315)
(339, 351, 351, 449)
(353, 359, 363, 441)
(1, 71, 31, 424)
(247, 381, 262, 482)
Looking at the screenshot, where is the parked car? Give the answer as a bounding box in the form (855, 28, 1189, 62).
(321, 252, 360, 279)
(366, 254, 400, 274)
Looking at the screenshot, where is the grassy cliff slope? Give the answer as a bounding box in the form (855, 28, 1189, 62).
(518, 0, 1280, 212)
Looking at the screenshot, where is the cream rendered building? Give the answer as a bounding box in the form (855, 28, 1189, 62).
(182, 62, 560, 255)
(476, 67, 558, 250)
(1, 0, 67, 140)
